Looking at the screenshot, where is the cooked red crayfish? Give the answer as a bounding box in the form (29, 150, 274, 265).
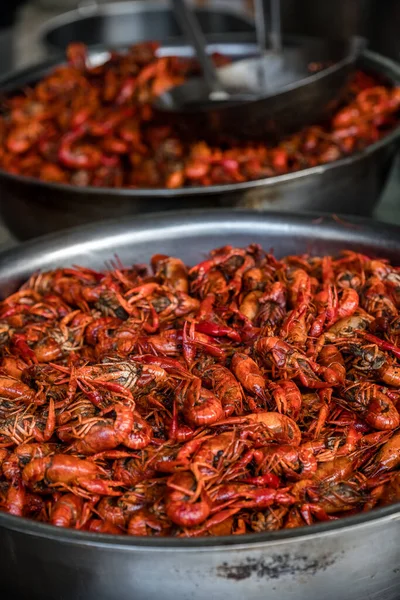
(0, 244, 400, 536)
(0, 42, 399, 189)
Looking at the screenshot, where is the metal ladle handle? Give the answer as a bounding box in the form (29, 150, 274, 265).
(255, 0, 282, 55)
(254, 0, 283, 94)
(269, 0, 282, 53)
(172, 0, 228, 99)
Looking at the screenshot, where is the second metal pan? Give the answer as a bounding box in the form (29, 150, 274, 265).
(39, 0, 255, 57)
(0, 46, 399, 240)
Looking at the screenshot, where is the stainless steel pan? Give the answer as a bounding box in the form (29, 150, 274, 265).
(0, 208, 400, 600)
(0, 47, 399, 241)
(39, 0, 255, 56)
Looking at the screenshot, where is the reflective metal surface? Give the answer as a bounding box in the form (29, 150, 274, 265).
(0, 209, 400, 600)
(155, 37, 364, 140)
(40, 0, 254, 55)
(0, 44, 399, 240)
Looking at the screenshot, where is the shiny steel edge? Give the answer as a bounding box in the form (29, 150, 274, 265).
(0, 50, 398, 198)
(38, 0, 254, 44)
(0, 207, 399, 547)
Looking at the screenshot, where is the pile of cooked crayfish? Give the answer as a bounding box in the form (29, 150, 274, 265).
(0, 41, 400, 188)
(0, 245, 400, 537)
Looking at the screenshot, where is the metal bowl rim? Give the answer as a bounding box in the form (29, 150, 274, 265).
(0, 207, 400, 549)
(39, 0, 254, 45)
(0, 504, 399, 550)
(0, 49, 399, 199)
(155, 37, 366, 115)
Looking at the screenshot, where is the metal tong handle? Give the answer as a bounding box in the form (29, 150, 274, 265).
(172, 0, 228, 100)
(254, 0, 282, 94)
(270, 0, 282, 53)
(255, 0, 282, 55)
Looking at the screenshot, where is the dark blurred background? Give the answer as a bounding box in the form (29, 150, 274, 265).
(1, 0, 400, 75)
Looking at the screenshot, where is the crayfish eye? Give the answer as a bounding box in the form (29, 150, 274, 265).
(213, 450, 224, 466)
(114, 306, 129, 320)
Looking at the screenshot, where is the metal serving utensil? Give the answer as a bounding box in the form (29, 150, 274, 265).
(159, 0, 256, 108)
(154, 0, 365, 140)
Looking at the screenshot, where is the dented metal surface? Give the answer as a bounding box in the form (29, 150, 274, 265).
(216, 552, 337, 581)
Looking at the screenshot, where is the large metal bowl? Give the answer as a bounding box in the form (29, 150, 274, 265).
(0, 208, 400, 600)
(0, 47, 399, 241)
(39, 0, 255, 55)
